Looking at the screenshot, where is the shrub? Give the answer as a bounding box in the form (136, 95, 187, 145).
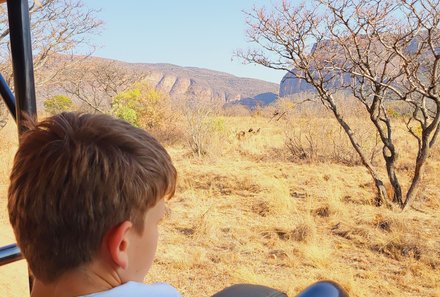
(112, 82, 170, 129)
(43, 95, 73, 115)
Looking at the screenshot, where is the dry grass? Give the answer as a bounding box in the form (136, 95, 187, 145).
(0, 114, 439, 296)
(0, 121, 27, 297)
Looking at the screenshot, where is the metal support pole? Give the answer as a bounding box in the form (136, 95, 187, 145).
(0, 244, 22, 266)
(6, 0, 37, 134)
(0, 73, 16, 120)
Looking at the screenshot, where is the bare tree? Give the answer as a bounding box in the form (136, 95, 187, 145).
(181, 97, 222, 157)
(237, 0, 440, 209)
(0, 0, 102, 125)
(61, 60, 146, 113)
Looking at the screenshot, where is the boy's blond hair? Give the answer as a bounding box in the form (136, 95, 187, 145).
(8, 112, 176, 283)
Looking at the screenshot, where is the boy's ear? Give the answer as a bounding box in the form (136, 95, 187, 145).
(106, 221, 133, 270)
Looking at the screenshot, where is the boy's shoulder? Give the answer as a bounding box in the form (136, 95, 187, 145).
(81, 281, 181, 297)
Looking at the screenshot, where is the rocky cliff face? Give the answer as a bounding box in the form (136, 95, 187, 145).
(279, 70, 352, 97)
(279, 71, 315, 97)
(279, 35, 437, 98)
(144, 73, 232, 102)
(279, 40, 344, 97)
(126, 63, 278, 103)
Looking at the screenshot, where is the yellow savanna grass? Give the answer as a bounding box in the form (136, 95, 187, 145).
(0, 112, 439, 297)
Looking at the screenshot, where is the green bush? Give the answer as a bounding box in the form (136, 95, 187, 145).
(43, 95, 73, 115)
(112, 82, 169, 129)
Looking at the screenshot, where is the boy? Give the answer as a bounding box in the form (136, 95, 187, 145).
(8, 112, 181, 297)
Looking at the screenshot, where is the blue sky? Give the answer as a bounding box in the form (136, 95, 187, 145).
(85, 1, 284, 84)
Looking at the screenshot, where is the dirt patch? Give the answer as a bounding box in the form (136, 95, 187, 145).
(251, 201, 270, 217)
(176, 227, 195, 236)
(314, 206, 330, 217)
(371, 242, 422, 261)
(181, 173, 262, 196)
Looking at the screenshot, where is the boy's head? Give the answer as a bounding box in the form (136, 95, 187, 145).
(8, 112, 176, 283)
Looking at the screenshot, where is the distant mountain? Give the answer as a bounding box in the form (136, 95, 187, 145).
(279, 70, 351, 97)
(228, 92, 278, 109)
(47, 56, 279, 105)
(132, 63, 279, 103)
(279, 34, 438, 98)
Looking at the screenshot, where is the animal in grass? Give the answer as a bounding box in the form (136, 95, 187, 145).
(236, 130, 246, 140)
(236, 128, 261, 140)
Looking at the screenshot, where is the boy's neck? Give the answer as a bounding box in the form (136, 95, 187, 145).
(30, 260, 122, 297)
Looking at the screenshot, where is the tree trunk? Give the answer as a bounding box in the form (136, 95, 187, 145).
(403, 131, 431, 209)
(383, 147, 403, 208)
(327, 99, 390, 206)
(404, 103, 440, 209)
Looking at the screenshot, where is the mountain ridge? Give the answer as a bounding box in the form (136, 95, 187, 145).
(77, 55, 280, 104)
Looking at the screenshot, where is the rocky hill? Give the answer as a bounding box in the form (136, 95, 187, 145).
(133, 62, 279, 104)
(46, 56, 279, 106)
(279, 70, 351, 97)
(278, 35, 437, 98)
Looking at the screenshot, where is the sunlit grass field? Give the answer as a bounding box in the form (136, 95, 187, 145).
(0, 113, 439, 296)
